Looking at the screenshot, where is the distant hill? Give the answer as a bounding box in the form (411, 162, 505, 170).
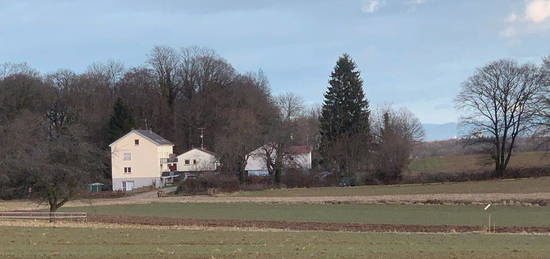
(422, 122, 458, 141)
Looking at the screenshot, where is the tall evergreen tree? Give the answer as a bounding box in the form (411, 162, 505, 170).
(107, 98, 135, 144)
(319, 54, 370, 178)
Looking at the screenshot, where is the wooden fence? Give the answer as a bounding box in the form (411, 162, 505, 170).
(0, 211, 87, 221)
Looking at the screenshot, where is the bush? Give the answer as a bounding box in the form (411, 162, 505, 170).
(176, 174, 240, 195)
(79, 191, 127, 199)
(176, 177, 208, 195)
(203, 174, 240, 193)
(282, 169, 314, 188)
(242, 175, 273, 191)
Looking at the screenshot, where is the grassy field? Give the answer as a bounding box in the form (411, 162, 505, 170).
(1, 226, 550, 258)
(409, 151, 549, 174)
(230, 177, 550, 197)
(62, 202, 550, 227)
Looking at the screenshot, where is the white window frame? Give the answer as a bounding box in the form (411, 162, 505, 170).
(124, 167, 132, 174)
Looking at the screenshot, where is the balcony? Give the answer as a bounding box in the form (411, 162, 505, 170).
(160, 157, 178, 163)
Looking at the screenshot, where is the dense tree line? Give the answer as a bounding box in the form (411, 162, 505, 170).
(0, 46, 322, 201)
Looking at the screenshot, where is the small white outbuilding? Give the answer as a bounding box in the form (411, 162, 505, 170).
(176, 148, 220, 172)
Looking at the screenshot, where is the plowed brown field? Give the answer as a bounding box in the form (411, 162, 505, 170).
(88, 215, 550, 234)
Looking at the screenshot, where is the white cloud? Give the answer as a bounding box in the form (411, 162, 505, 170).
(361, 0, 385, 13)
(525, 0, 550, 23)
(502, 0, 550, 38)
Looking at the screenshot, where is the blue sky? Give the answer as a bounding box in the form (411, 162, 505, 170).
(1, 0, 549, 123)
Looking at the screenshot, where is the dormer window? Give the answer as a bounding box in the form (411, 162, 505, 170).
(135, 139, 139, 146)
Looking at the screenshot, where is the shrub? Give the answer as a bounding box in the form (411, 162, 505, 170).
(242, 175, 273, 191)
(203, 174, 240, 193)
(176, 177, 208, 195)
(176, 174, 240, 195)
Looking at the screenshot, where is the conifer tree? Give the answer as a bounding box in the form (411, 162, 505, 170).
(107, 98, 135, 144)
(319, 54, 370, 178)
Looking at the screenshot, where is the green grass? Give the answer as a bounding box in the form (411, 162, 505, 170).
(231, 177, 550, 197)
(409, 151, 550, 174)
(1, 226, 549, 258)
(63, 202, 550, 227)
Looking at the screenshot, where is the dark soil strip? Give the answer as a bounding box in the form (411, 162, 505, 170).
(88, 215, 550, 233)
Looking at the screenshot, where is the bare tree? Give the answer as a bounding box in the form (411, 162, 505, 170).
(147, 46, 181, 109)
(276, 92, 305, 121)
(30, 126, 100, 219)
(257, 92, 307, 185)
(216, 109, 262, 183)
(533, 56, 550, 146)
(0, 62, 38, 79)
(456, 59, 546, 177)
(372, 107, 424, 183)
(86, 60, 125, 89)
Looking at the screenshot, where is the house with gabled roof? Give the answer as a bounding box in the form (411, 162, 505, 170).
(245, 144, 312, 176)
(176, 148, 220, 173)
(109, 129, 176, 191)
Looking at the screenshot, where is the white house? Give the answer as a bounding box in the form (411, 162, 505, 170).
(176, 148, 219, 172)
(245, 144, 312, 176)
(109, 129, 175, 191)
(284, 145, 313, 170)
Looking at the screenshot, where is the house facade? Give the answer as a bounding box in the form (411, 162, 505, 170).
(245, 145, 312, 176)
(176, 148, 219, 172)
(110, 130, 175, 191)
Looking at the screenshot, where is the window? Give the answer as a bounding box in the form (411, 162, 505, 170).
(123, 152, 131, 161)
(184, 160, 190, 165)
(134, 139, 139, 146)
(124, 167, 132, 174)
(193, 159, 197, 165)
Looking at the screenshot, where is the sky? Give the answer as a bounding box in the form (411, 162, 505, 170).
(1, 0, 549, 124)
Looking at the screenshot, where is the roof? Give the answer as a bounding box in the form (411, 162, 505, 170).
(285, 145, 311, 155)
(109, 129, 174, 147)
(134, 130, 173, 145)
(178, 148, 218, 158)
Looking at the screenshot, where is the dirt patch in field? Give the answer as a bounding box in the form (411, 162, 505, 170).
(88, 215, 550, 234)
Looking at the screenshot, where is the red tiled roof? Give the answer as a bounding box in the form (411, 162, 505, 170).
(285, 145, 311, 154)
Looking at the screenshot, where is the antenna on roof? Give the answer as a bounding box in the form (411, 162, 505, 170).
(198, 127, 205, 149)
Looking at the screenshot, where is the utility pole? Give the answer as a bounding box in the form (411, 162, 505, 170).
(198, 127, 205, 149)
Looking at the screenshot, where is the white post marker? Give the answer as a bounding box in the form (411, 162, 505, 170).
(484, 203, 492, 232)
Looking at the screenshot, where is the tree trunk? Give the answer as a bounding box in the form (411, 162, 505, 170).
(274, 167, 281, 187)
(494, 163, 505, 178)
(49, 204, 56, 223)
